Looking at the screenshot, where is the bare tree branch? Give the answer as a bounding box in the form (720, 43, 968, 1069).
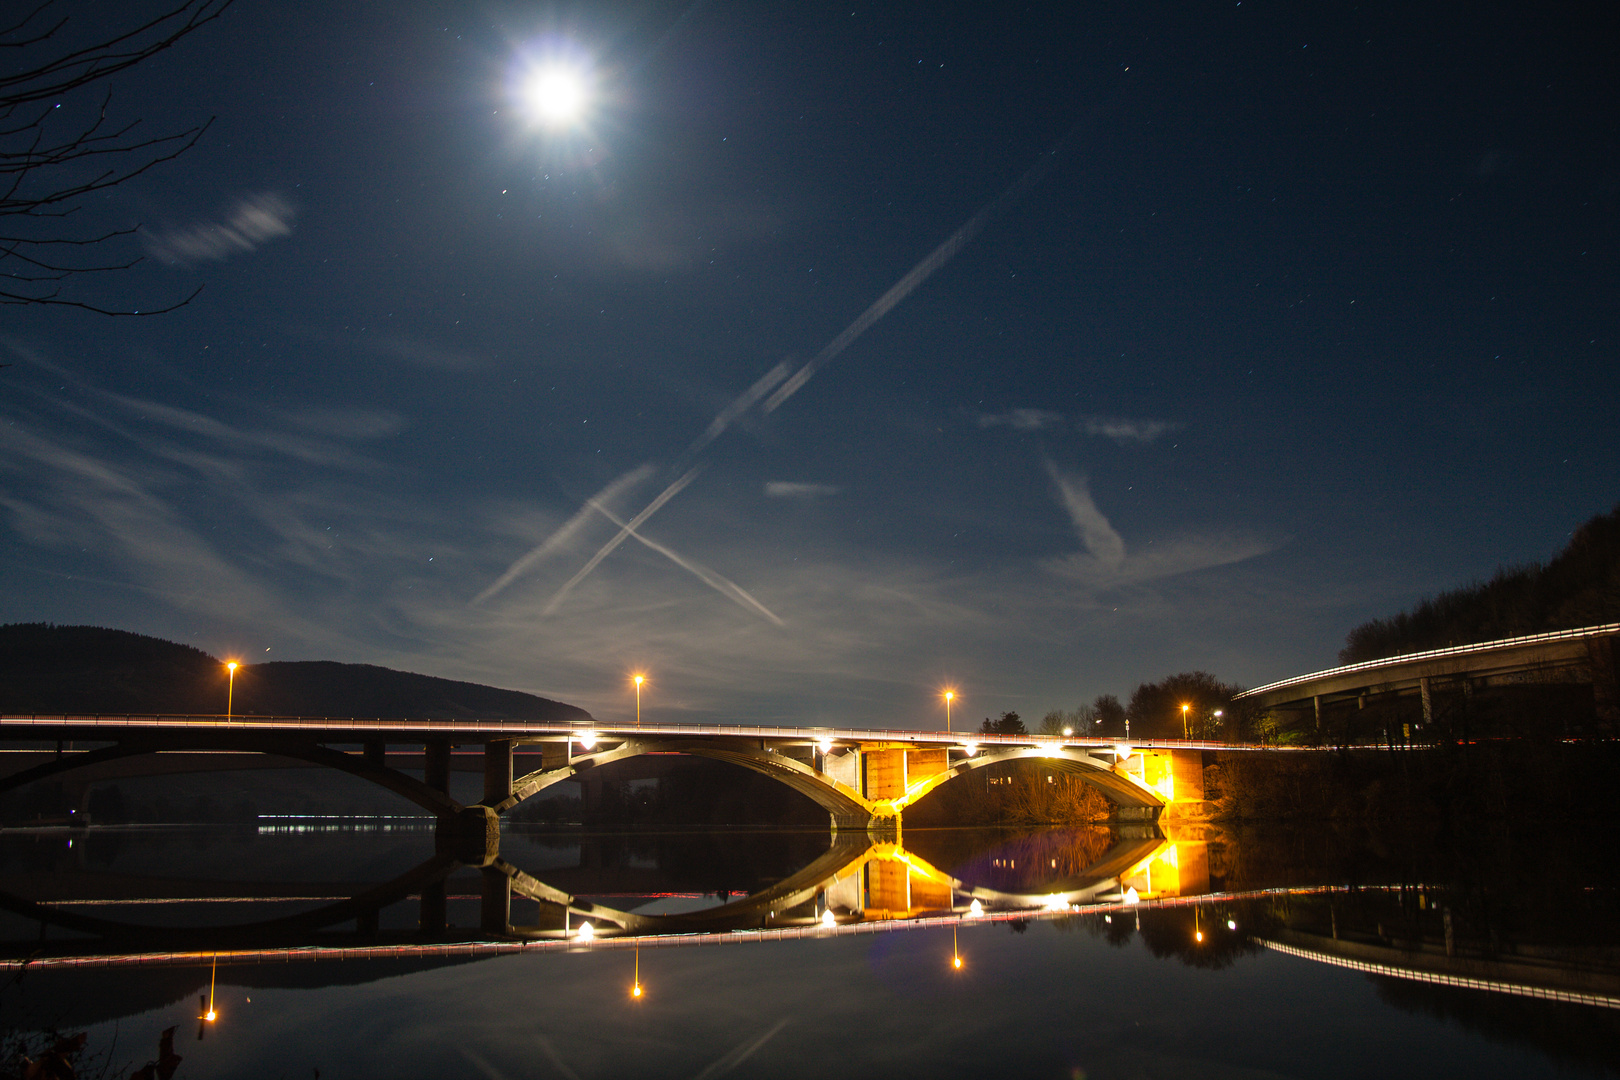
(1, 1, 231, 315)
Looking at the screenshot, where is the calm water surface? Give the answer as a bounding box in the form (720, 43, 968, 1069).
(3, 822, 1617, 1078)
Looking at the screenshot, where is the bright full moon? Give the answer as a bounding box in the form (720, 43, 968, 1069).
(522, 66, 589, 126)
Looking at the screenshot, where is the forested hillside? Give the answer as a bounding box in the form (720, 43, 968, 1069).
(1341, 505, 1620, 663)
(0, 623, 590, 721)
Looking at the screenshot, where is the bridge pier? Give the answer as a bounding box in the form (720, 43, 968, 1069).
(482, 740, 514, 806)
(480, 866, 511, 934)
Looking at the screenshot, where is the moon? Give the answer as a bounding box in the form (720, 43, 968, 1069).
(522, 66, 589, 127)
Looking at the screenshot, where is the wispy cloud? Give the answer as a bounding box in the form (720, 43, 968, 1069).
(764, 482, 840, 500)
(1078, 415, 1178, 445)
(144, 192, 297, 265)
(1044, 462, 1125, 570)
(977, 409, 1064, 432)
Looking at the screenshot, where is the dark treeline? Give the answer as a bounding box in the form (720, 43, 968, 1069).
(0, 623, 587, 721)
(1340, 503, 1620, 663)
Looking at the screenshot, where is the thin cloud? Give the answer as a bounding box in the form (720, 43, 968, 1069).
(1044, 461, 1126, 571)
(144, 192, 297, 265)
(764, 482, 840, 499)
(1079, 415, 1178, 445)
(978, 409, 1064, 432)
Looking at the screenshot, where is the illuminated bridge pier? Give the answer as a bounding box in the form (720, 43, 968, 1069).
(0, 716, 1220, 838)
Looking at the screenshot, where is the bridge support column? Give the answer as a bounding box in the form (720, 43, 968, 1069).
(425, 740, 451, 795)
(1589, 636, 1619, 728)
(483, 740, 514, 806)
(436, 805, 500, 865)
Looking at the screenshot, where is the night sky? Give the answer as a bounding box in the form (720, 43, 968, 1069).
(3, 0, 1615, 727)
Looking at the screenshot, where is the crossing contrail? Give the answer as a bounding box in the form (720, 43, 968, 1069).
(589, 499, 784, 626)
(539, 465, 702, 616)
(484, 119, 1092, 616)
(471, 464, 655, 606)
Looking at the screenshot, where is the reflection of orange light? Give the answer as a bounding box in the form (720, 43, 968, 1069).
(952, 955, 962, 969)
(631, 984, 642, 998)
(205, 1010, 216, 1022)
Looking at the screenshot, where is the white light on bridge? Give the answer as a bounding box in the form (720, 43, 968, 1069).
(1124, 887, 1141, 905)
(968, 899, 984, 918)
(576, 920, 594, 942)
(820, 909, 836, 929)
(577, 731, 597, 751)
(961, 742, 978, 757)
(816, 737, 833, 754)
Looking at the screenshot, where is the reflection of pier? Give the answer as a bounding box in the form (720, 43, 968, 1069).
(0, 828, 1208, 964)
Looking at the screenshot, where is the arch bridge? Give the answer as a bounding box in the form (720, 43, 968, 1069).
(0, 715, 1218, 839)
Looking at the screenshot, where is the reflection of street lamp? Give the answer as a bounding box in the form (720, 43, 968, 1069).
(225, 662, 238, 720)
(633, 674, 645, 728)
(944, 690, 955, 733)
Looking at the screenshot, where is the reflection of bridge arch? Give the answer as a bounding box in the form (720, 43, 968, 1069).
(489, 832, 1177, 938)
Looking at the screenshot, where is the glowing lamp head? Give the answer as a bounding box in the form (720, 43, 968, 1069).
(631, 983, 642, 998)
(577, 731, 597, 751)
(944, 691, 954, 702)
(1061, 726, 1074, 737)
(1195, 931, 1204, 942)
(820, 909, 836, 929)
(952, 955, 962, 969)
(205, 1010, 216, 1022)
(968, 899, 984, 918)
(633, 674, 644, 687)
(816, 737, 833, 754)
(226, 661, 238, 673)
(1124, 886, 1141, 905)
(576, 920, 594, 942)
(962, 742, 978, 757)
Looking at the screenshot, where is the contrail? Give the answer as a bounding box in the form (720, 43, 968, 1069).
(690, 1019, 789, 1079)
(499, 120, 1092, 616)
(764, 124, 1082, 414)
(540, 465, 703, 615)
(680, 359, 792, 465)
(472, 464, 655, 605)
(589, 499, 784, 626)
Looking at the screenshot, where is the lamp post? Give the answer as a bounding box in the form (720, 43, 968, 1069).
(633, 674, 645, 728)
(225, 662, 238, 720)
(1181, 703, 1190, 739)
(1212, 709, 1223, 740)
(944, 690, 954, 733)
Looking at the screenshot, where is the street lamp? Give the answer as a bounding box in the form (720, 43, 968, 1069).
(633, 674, 645, 728)
(1212, 709, 1224, 740)
(1181, 703, 1190, 739)
(225, 662, 239, 720)
(944, 690, 955, 733)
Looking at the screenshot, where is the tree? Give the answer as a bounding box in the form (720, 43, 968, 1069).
(1092, 694, 1125, 736)
(1125, 672, 1244, 740)
(1039, 703, 1099, 736)
(2, 1, 232, 315)
(980, 711, 1027, 736)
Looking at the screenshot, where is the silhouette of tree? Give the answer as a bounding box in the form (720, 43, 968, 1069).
(979, 711, 1027, 735)
(2, 1, 231, 315)
(1092, 694, 1125, 735)
(1126, 672, 1244, 739)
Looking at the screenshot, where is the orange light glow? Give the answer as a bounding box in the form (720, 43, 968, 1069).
(952, 955, 962, 969)
(631, 984, 642, 998)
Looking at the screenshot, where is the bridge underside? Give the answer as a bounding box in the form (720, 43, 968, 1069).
(0, 727, 1196, 837)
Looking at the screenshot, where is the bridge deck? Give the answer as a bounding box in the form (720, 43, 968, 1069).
(0, 714, 1271, 751)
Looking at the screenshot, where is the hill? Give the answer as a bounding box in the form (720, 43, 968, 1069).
(0, 623, 591, 721)
(1340, 504, 1620, 663)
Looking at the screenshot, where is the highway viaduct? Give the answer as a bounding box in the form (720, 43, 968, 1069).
(0, 715, 1227, 840)
(1235, 622, 1620, 734)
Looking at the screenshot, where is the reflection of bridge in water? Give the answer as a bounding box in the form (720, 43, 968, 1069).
(1, 715, 1233, 836)
(0, 827, 1203, 963)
